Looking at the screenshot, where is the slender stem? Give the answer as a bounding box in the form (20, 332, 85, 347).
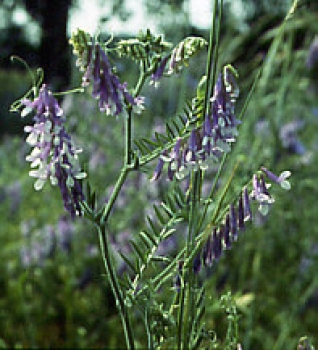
(125, 110, 133, 165)
(101, 165, 129, 223)
(203, 0, 219, 117)
(178, 170, 201, 350)
(177, 275, 186, 350)
(124, 63, 148, 166)
(210, 0, 223, 92)
(97, 225, 135, 350)
(202, 0, 223, 121)
(133, 61, 148, 97)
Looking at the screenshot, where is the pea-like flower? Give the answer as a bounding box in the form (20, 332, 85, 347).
(261, 167, 291, 190)
(250, 174, 275, 216)
(150, 55, 170, 87)
(22, 84, 86, 218)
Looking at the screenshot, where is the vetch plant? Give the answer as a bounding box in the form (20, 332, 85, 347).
(12, 1, 303, 349)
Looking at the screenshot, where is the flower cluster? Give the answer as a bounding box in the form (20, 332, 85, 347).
(167, 36, 208, 75)
(22, 84, 86, 218)
(70, 30, 144, 117)
(196, 169, 291, 270)
(152, 65, 240, 181)
(149, 37, 207, 87)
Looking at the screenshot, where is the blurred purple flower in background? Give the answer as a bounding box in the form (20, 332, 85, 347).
(279, 120, 306, 155)
(306, 37, 318, 70)
(21, 84, 86, 218)
(6, 181, 22, 216)
(20, 216, 76, 267)
(20, 222, 55, 267)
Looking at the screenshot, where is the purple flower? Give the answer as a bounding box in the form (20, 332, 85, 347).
(202, 228, 223, 267)
(160, 138, 187, 180)
(261, 167, 291, 190)
(151, 155, 165, 181)
(22, 84, 86, 218)
(193, 253, 202, 274)
(150, 55, 170, 87)
(174, 261, 184, 291)
(82, 42, 144, 117)
(238, 194, 245, 231)
(250, 174, 274, 216)
(184, 129, 202, 169)
(229, 204, 238, 240)
(243, 187, 252, 221)
(222, 215, 232, 250)
(209, 67, 240, 151)
(211, 228, 222, 261)
(203, 234, 213, 267)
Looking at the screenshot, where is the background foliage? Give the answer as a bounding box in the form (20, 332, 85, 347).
(0, 0, 317, 348)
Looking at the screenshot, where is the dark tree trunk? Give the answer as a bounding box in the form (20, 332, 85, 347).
(24, 0, 72, 89)
(40, 0, 71, 88)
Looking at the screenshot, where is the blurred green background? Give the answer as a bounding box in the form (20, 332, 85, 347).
(0, 0, 318, 348)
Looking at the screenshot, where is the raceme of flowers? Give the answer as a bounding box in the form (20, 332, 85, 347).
(167, 36, 208, 75)
(152, 65, 240, 181)
(194, 168, 291, 272)
(22, 84, 86, 218)
(150, 36, 208, 87)
(70, 30, 144, 117)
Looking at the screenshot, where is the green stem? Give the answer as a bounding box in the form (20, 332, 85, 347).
(200, 0, 223, 125)
(125, 63, 148, 166)
(97, 225, 135, 350)
(178, 170, 201, 350)
(133, 61, 148, 97)
(177, 274, 186, 350)
(203, 0, 221, 117)
(101, 165, 129, 223)
(125, 111, 133, 165)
